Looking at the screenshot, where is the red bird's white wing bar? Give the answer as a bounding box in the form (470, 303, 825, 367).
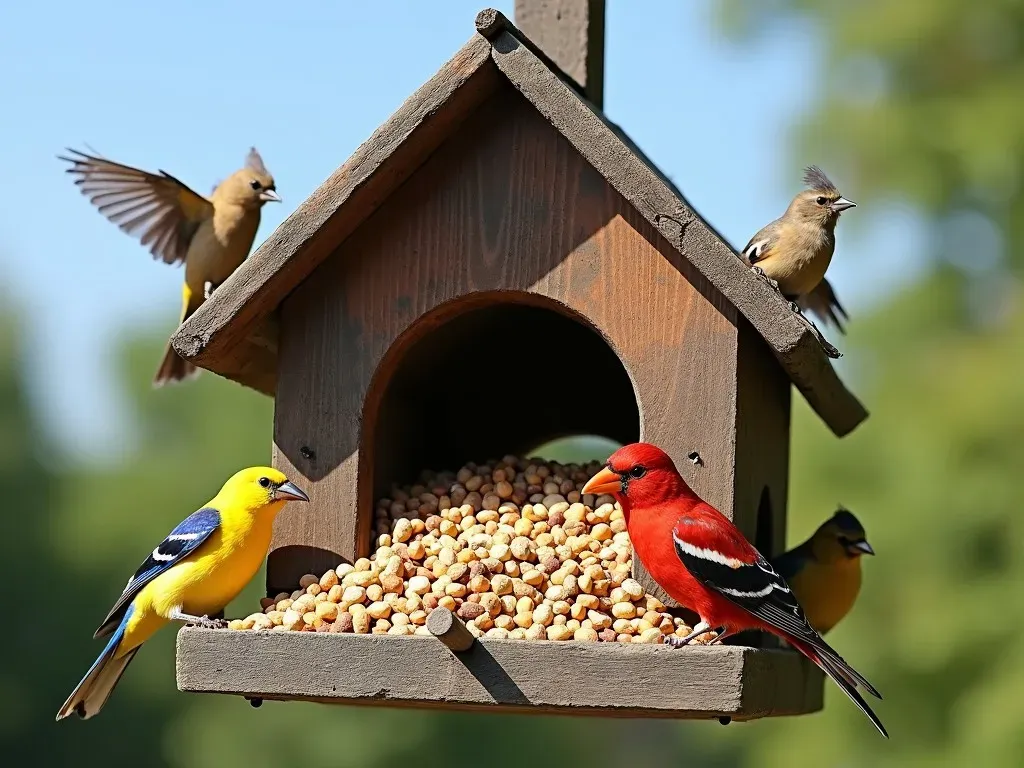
(671, 524, 880, 698)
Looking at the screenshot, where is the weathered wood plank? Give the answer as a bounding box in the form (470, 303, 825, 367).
(479, 14, 867, 437)
(512, 1, 606, 107)
(170, 34, 503, 392)
(733, 318, 792, 555)
(176, 628, 823, 720)
(268, 91, 739, 605)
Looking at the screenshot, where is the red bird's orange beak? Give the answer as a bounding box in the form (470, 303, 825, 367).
(582, 466, 623, 496)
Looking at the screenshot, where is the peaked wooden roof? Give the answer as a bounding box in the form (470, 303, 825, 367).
(171, 8, 867, 437)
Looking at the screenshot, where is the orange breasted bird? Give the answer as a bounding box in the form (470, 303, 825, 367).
(772, 506, 873, 635)
(583, 443, 887, 738)
(59, 147, 281, 386)
(740, 166, 855, 330)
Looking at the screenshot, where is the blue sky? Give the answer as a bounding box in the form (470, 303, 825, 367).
(0, 1, 927, 461)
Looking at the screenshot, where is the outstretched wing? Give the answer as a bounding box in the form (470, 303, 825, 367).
(59, 148, 214, 265)
(93, 507, 221, 639)
(671, 514, 880, 698)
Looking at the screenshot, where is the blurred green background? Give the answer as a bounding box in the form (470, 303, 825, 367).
(4, 0, 1024, 765)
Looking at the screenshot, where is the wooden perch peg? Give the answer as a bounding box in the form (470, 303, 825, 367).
(427, 607, 476, 652)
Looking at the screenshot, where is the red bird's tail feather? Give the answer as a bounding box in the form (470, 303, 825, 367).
(790, 638, 889, 739)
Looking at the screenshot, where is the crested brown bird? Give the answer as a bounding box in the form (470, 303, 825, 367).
(740, 166, 855, 340)
(60, 147, 280, 385)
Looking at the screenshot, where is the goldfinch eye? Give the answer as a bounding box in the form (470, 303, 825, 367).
(816, 196, 827, 205)
(258, 476, 272, 488)
(629, 465, 647, 479)
(250, 179, 262, 191)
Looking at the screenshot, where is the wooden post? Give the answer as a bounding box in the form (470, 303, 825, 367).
(514, 0, 606, 108)
(427, 607, 476, 652)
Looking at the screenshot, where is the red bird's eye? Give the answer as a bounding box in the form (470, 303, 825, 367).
(628, 465, 647, 479)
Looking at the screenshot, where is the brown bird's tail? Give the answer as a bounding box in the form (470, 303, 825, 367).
(797, 278, 849, 334)
(153, 283, 202, 387)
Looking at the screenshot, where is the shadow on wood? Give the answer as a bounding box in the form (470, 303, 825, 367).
(367, 294, 640, 500)
(176, 627, 824, 719)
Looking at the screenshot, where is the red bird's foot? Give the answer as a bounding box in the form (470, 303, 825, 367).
(665, 621, 727, 646)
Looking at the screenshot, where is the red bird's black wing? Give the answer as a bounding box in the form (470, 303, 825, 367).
(671, 526, 880, 698)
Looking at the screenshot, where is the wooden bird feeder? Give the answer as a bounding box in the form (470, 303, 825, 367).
(171, 5, 867, 723)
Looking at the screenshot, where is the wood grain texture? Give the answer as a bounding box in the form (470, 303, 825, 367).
(512, 0, 606, 107)
(733, 320, 792, 649)
(170, 34, 502, 387)
(269, 90, 740, 605)
(176, 628, 824, 719)
(478, 14, 867, 437)
(733, 319, 792, 554)
(171, 9, 866, 439)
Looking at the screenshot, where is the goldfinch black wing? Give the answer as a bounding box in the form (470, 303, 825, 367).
(93, 507, 221, 639)
(771, 540, 814, 582)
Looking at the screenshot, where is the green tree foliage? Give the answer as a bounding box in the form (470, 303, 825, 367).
(720, 0, 1024, 281)
(699, 0, 1024, 762)
(10, 2, 1024, 763)
(1, 320, 680, 767)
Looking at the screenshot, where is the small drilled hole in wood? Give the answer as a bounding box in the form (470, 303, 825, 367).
(300, 446, 315, 460)
(687, 451, 703, 466)
(370, 301, 639, 498)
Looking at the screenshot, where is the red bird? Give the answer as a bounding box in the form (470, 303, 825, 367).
(582, 442, 887, 738)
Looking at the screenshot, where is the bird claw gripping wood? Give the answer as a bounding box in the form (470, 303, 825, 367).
(784, 293, 842, 358)
(191, 614, 229, 629)
(751, 265, 781, 293)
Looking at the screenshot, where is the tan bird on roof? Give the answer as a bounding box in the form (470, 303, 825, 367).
(740, 166, 855, 338)
(60, 147, 281, 385)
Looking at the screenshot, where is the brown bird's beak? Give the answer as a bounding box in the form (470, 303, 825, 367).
(846, 538, 874, 556)
(830, 196, 856, 214)
(582, 466, 623, 496)
(259, 189, 282, 203)
(274, 480, 309, 502)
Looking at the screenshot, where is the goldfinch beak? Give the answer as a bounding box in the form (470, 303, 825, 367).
(582, 466, 623, 496)
(848, 539, 874, 556)
(275, 481, 309, 502)
(259, 189, 282, 203)
(831, 197, 856, 213)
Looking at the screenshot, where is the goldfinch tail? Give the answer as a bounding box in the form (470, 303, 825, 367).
(56, 612, 139, 721)
(153, 283, 202, 387)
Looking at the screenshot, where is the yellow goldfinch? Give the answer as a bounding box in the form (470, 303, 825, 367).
(771, 506, 874, 635)
(58, 147, 281, 386)
(56, 467, 308, 721)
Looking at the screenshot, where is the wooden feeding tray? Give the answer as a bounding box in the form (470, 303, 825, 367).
(171, 7, 865, 722)
(178, 615, 823, 720)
